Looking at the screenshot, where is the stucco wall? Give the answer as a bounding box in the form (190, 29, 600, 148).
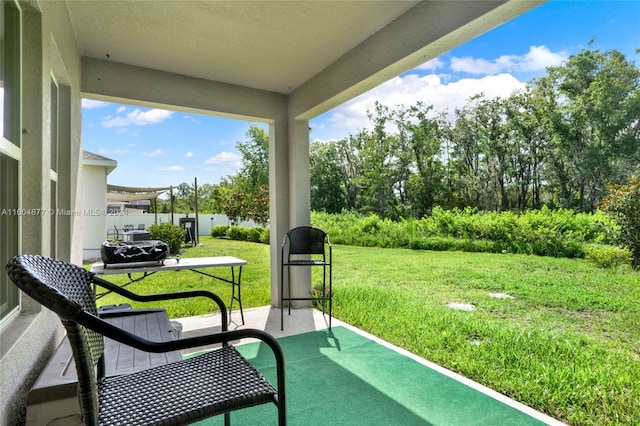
(81, 165, 109, 260)
(0, 2, 82, 424)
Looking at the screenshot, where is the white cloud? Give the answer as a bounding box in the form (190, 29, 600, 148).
(414, 57, 445, 72)
(185, 151, 194, 157)
(183, 115, 201, 123)
(205, 151, 242, 166)
(82, 99, 110, 109)
(312, 72, 526, 139)
(116, 106, 126, 113)
(143, 149, 166, 158)
(102, 108, 173, 127)
(450, 45, 567, 75)
(156, 165, 185, 172)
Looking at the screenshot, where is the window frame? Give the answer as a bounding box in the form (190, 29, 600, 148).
(50, 76, 58, 258)
(0, 0, 22, 326)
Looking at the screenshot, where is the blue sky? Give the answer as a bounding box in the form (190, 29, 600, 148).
(82, 0, 640, 189)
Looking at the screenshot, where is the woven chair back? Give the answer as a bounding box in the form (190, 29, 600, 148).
(6, 255, 104, 422)
(286, 226, 327, 257)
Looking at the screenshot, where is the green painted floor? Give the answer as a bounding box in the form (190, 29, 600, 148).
(193, 326, 550, 426)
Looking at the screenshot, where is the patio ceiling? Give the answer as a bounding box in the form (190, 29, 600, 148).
(68, 1, 418, 95)
(68, 0, 544, 118)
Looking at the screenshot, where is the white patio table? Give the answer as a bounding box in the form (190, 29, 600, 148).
(90, 256, 247, 325)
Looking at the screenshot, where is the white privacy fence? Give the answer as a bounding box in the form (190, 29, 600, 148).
(82, 213, 260, 261)
(105, 213, 259, 236)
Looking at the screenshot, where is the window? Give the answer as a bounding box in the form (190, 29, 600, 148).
(50, 77, 58, 258)
(0, 0, 21, 324)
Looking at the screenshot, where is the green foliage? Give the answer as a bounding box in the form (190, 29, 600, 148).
(247, 185, 269, 226)
(210, 225, 229, 238)
(259, 227, 270, 244)
(148, 222, 186, 253)
(210, 224, 269, 245)
(312, 208, 621, 266)
(219, 125, 271, 225)
(536, 48, 640, 212)
(600, 177, 640, 268)
(310, 141, 348, 213)
(307, 47, 640, 217)
(583, 244, 631, 269)
(226, 225, 249, 241)
(247, 226, 267, 243)
(222, 190, 248, 225)
(409, 236, 455, 251)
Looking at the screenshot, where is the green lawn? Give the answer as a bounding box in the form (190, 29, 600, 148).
(92, 236, 640, 426)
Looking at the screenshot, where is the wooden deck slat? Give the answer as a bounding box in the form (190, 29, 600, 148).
(27, 308, 182, 404)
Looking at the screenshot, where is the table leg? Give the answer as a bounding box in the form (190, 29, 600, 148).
(229, 266, 245, 325)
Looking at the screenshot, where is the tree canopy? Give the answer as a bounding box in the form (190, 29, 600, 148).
(160, 46, 640, 227)
(309, 46, 640, 218)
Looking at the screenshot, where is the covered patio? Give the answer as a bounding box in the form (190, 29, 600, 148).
(1, 1, 548, 424)
(177, 306, 564, 425)
(73, 0, 546, 307)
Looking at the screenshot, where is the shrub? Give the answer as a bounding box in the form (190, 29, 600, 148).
(601, 177, 640, 269)
(260, 228, 270, 244)
(312, 208, 615, 260)
(226, 226, 249, 241)
(148, 222, 186, 253)
(210, 225, 229, 238)
(409, 236, 455, 251)
(584, 245, 632, 269)
(247, 227, 266, 243)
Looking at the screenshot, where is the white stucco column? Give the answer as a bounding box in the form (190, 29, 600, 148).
(268, 118, 289, 307)
(268, 117, 311, 307)
(286, 119, 312, 307)
(288, 119, 311, 227)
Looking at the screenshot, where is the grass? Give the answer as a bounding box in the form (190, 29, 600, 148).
(91, 236, 640, 426)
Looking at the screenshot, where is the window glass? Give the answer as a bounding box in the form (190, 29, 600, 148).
(0, 155, 19, 319)
(50, 180, 57, 258)
(50, 78, 58, 172)
(2, 0, 20, 145)
(50, 78, 58, 257)
(0, 0, 20, 323)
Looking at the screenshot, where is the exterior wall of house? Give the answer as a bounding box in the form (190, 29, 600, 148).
(82, 165, 110, 260)
(0, 2, 83, 424)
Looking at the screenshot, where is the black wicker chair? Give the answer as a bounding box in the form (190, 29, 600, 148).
(280, 226, 332, 330)
(6, 254, 286, 426)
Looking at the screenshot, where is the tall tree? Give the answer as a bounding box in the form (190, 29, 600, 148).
(356, 103, 398, 218)
(310, 141, 347, 213)
(503, 90, 550, 210)
(234, 124, 270, 192)
(533, 46, 640, 211)
(395, 103, 447, 217)
(335, 136, 363, 210)
(222, 124, 271, 223)
(451, 101, 484, 208)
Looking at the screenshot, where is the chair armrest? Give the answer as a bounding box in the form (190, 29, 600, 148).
(91, 275, 228, 331)
(75, 310, 286, 411)
(79, 311, 280, 354)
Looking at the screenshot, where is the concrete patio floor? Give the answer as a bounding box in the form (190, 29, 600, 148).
(177, 305, 337, 351)
(176, 306, 565, 426)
